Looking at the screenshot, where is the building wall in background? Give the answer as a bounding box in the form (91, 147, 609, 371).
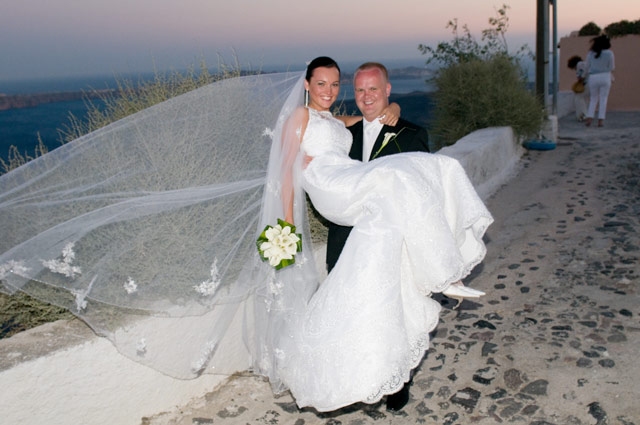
(559, 33, 639, 111)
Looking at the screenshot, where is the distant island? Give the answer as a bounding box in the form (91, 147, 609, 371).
(0, 89, 114, 111)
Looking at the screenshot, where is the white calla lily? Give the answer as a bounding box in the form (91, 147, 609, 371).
(257, 219, 303, 270)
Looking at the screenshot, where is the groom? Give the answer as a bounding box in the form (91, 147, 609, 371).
(326, 62, 430, 411)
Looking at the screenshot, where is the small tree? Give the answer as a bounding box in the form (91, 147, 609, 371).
(430, 56, 544, 147)
(419, 5, 530, 67)
(579, 22, 601, 36)
(605, 19, 640, 37)
(419, 5, 544, 148)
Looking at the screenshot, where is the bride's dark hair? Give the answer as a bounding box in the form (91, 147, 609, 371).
(305, 56, 341, 81)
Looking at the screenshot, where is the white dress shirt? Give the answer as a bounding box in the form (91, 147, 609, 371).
(362, 118, 383, 162)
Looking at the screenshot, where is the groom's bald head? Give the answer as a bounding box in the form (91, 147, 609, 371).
(353, 62, 391, 121)
(354, 62, 389, 83)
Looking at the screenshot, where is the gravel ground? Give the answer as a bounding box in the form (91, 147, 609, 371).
(146, 111, 640, 425)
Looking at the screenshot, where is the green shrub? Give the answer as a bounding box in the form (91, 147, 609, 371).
(419, 5, 530, 67)
(0, 291, 72, 339)
(579, 22, 602, 36)
(419, 4, 544, 148)
(605, 19, 640, 37)
(430, 55, 544, 147)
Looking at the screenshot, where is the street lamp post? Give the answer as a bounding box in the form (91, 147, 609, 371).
(536, 0, 550, 107)
(536, 0, 559, 115)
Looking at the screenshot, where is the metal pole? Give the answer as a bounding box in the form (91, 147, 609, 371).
(552, 0, 558, 115)
(535, 0, 550, 111)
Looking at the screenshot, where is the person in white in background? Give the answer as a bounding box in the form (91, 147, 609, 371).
(585, 35, 615, 127)
(567, 55, 589, 121)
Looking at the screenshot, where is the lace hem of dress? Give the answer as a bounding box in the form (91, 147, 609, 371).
(364, 332, 431, 406)
(299, 329, 434, 412)
(431, 217, 493, 295)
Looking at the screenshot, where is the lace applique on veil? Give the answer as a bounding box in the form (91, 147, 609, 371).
(0, 71, 313, 381)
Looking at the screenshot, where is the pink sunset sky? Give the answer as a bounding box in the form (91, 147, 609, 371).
(0, 0, 637, 80)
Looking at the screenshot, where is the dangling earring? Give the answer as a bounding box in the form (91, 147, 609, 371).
(304, 90, 309, 107)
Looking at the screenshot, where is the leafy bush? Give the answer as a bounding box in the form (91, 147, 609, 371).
(419, 4, 544, 148)
(0, 291, 72, 339)
(579, 22, 602, 36)
(605, 19, 640, 37)
(419, 5, 530, 67)
(430, 55, 544, 147)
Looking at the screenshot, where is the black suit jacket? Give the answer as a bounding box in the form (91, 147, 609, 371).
(325, 118, 430, 272)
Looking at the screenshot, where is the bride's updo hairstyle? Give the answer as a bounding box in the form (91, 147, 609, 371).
(305, 56, 341, 81)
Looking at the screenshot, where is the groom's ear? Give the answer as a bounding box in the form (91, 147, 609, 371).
(385, 82, 391, 98)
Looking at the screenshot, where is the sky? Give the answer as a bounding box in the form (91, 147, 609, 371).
(0, 0, 638, 81)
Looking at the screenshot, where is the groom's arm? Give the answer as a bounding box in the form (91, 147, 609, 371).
(326, 223, 352, 272)
(325, 122, 362, 272)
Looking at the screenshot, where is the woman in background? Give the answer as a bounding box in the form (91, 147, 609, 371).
(585, 35, 615, 127)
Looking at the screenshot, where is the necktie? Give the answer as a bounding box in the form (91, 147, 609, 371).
(363, 121, 381, 162)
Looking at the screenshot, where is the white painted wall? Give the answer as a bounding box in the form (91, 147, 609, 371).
(440, 126, 524, 200)
(0, 306, 250, 425)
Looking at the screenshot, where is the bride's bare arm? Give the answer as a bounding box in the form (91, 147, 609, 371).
(335, 115, 362, 127)
(334, 102, 401, 127)
(281, 107, 309, 224)
(379, 102, 400, 126)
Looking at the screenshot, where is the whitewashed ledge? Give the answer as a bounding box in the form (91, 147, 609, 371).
(0, 126, 524, 425)
(0, 305, 252, 425)
(440, 126, 524, 200)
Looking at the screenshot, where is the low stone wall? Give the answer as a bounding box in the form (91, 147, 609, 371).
(0, 126, 524, 425)
(556, 91, 575, 118)
(0, 305, 251, 425)
(440, 126, 524, 200)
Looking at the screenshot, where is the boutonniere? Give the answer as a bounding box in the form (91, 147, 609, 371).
(372, 127, 411, 159)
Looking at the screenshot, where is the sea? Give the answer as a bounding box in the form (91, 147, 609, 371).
(0, 72, 435, 164)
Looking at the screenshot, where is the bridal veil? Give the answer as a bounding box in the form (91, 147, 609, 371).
(0, 71, 316, 386)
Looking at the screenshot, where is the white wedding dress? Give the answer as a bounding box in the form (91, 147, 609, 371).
(275, 108, 493, 411)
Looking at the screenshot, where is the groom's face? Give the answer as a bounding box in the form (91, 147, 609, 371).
(354, 68, 391, 122)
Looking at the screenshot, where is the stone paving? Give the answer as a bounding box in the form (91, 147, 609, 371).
(146, 112, 640, 425)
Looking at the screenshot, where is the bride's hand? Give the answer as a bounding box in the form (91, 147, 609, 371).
(303, 154, 314, 169)
(379, 102, 400, 126)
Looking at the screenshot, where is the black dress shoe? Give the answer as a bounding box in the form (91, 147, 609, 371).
(386, 382, 410, 411)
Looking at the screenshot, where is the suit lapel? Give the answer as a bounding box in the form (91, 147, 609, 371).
(368, 124, 395, 161)
(348, 121, 364, 161)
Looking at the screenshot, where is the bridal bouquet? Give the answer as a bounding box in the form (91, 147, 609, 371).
(256, 219, 302, 270)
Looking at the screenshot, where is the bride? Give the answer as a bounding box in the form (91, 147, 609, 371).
(255, 56, 493, 411)
(0, 57, 491, 412)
